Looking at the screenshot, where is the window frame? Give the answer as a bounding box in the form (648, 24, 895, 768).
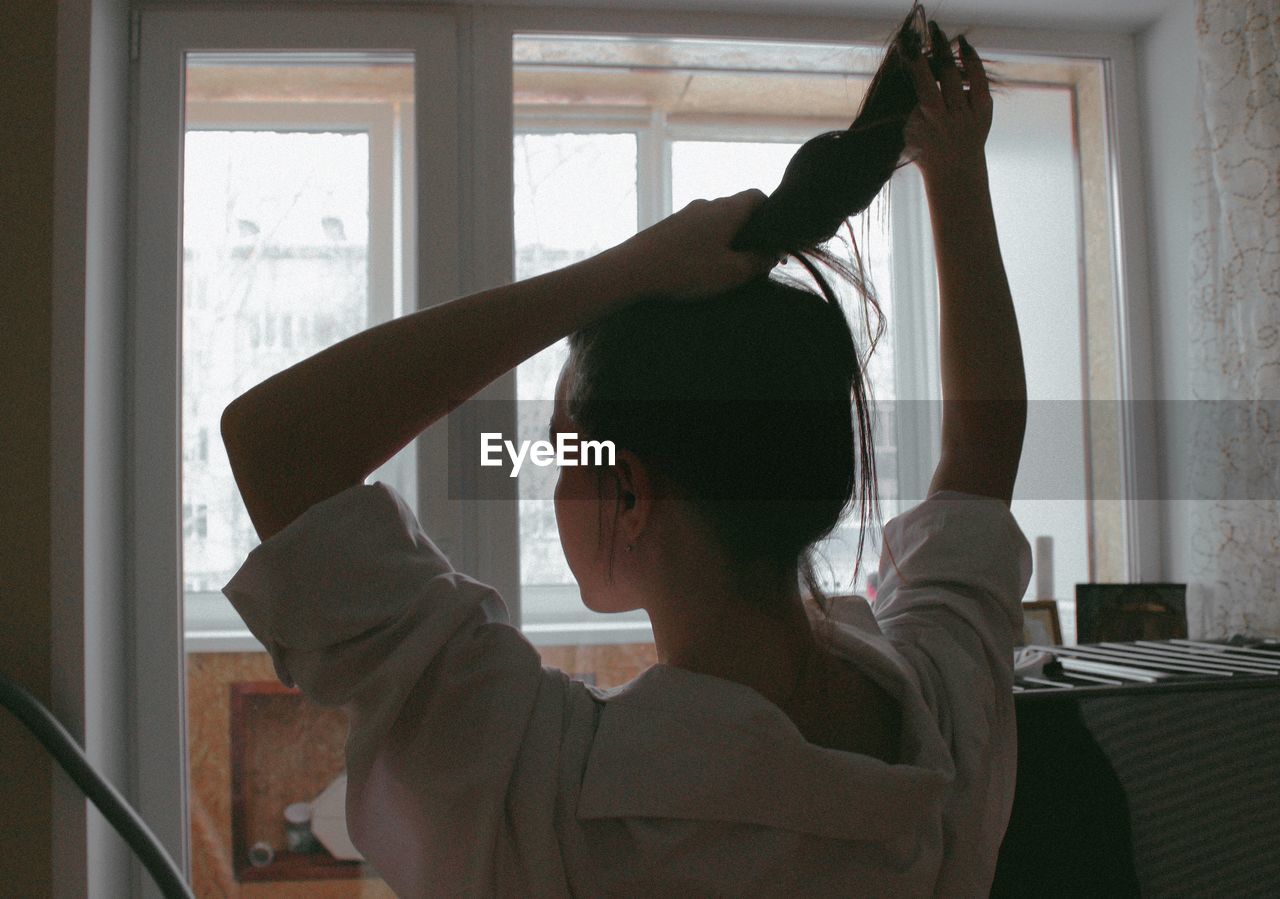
(180, 97, 419, 650)
(131, 5, 458, 882)
(473, 6, 1157, 621)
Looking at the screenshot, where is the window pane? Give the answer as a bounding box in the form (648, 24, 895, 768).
(514, 133, 638, 281)
(513, 132, 646, 638)
(183, 128, 371, 593)
(671, 140, 797, 208)
(988, 84, 1091, 641)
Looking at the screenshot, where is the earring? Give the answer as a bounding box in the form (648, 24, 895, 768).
(626, 543, 634, 553)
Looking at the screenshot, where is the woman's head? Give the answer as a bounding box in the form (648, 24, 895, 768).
(550, 7, 935, 616)
(552, 273, 877, 617)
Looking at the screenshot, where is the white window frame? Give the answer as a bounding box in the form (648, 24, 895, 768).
(469, 6, 1158, 597)
(126, 3, 1155, 892)
(131, 6, 457, 889)
(181, 98, 419, 650)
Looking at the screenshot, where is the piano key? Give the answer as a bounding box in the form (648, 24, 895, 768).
(1017, 676, 1075, 689)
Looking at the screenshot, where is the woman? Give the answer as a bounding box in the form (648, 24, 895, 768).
(222, 24, 1031, 897)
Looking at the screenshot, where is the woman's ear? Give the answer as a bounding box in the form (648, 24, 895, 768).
(611, 449, 652, 541)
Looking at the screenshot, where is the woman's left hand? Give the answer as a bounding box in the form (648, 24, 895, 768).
(904, 25, 993, 186)
(608, 189, 780, 302)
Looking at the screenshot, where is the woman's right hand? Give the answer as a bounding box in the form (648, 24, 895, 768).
(903, 26, 992, 185)
(604, 189, 779, 303)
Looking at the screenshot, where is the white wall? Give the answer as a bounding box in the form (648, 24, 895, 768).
(1137, 0, 1196, 587)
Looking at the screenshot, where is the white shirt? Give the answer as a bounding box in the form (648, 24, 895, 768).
(224, 483, 1031, 897)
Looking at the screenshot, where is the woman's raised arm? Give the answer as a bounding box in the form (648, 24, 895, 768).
(221, 191, 775, 542)
(906, 27, 1027, 505)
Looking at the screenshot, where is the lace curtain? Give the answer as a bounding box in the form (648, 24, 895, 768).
(1188, 0, 1280, 638)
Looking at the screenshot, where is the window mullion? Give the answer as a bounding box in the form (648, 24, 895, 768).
(637, 108, 669, 228)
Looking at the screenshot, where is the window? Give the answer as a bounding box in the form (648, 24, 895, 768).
(180, 57, 419, 641)
(132, 10, 459, 884)
(511, 37, 898, 645)
(132, 9, 1135, 890)
(509, 35, 1124, 645)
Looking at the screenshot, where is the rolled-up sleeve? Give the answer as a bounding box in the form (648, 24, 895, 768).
(222, 482, 562, 894)
(223, 482, 520, 705)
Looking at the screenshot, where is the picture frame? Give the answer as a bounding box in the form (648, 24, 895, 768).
(229, 682, 371, 883)
(1021, 600, 1063, 646)
(1075, 583, 1188, 644)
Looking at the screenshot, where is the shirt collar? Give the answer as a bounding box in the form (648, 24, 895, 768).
(576, 606, 954, 848)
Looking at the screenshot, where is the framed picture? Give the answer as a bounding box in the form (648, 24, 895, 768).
(1075, 583, 1187, 644)
(1021, 600, 1062, 646)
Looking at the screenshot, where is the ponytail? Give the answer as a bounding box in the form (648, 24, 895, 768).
(731, 5, 929, 257)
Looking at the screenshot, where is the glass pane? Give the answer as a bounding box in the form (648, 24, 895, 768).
(183, 128, 371, 595)
(670, 140, 797, 207)
(182, 53, 412, 895)
(512, 132, 646, 640)
(514, 132, 638, 281)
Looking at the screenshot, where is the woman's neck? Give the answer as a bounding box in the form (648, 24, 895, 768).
(647, 580, 818, 711)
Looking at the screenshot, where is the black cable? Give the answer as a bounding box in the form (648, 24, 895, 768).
(0, 670, 195, 899)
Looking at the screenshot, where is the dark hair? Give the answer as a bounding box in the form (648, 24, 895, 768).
(565, 274, 872, 610)
(564, 6, 946, 611)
